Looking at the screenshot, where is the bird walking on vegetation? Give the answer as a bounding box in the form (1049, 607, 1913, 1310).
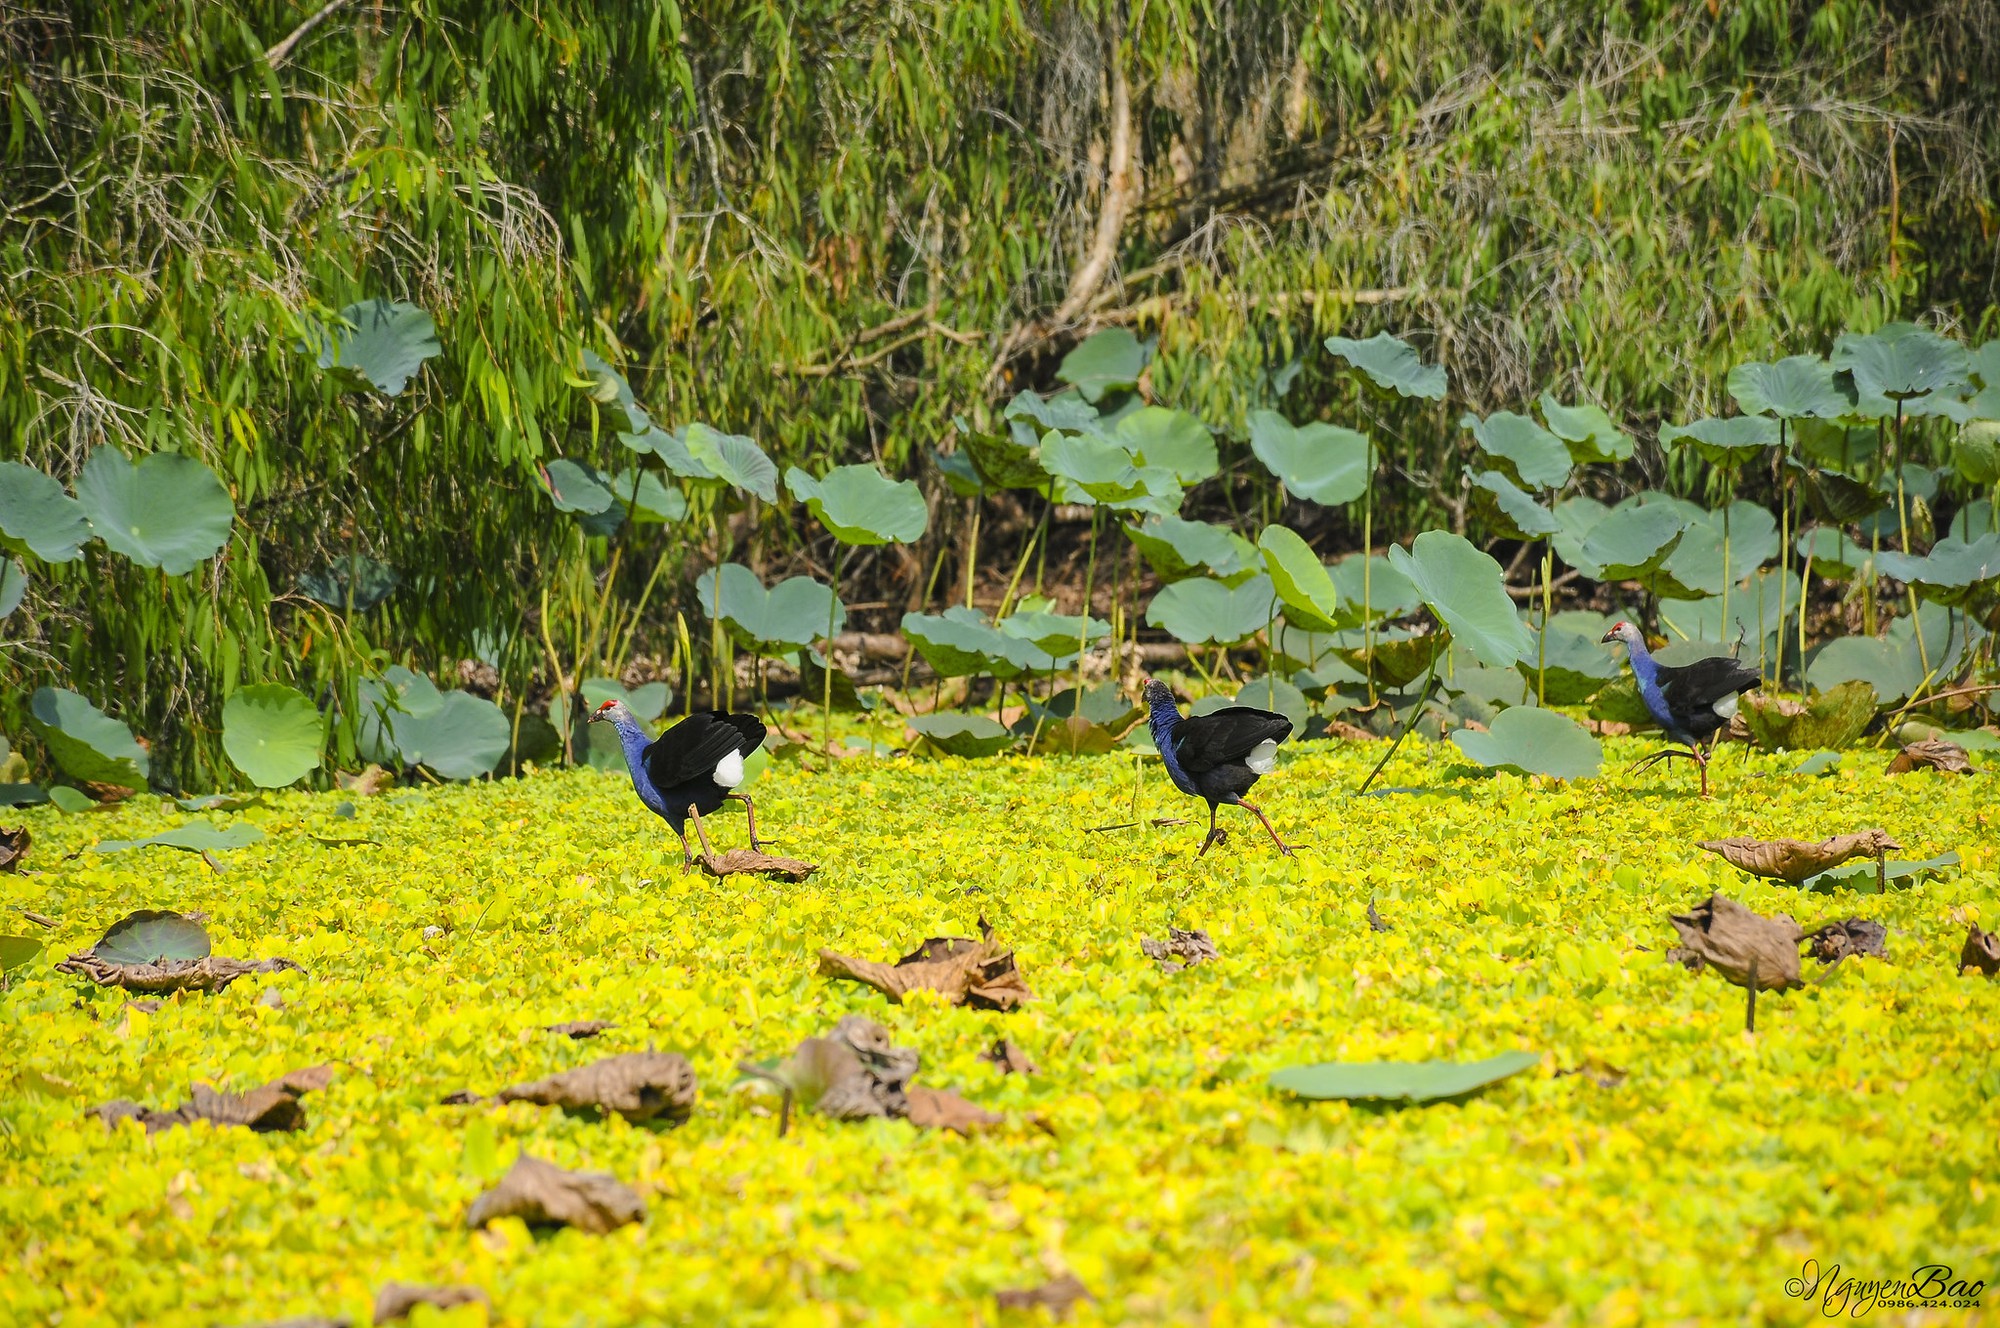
(1142, 679, 1296, 856)
(590, 700, 771, 866)
(1601, 621, 1759, 798)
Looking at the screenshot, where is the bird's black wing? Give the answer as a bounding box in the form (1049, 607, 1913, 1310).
(1170, 707, 1293, 774)
(716, 712, 767, 755)
(1658, 656, 1760, 725)
(642, 711, 754, 790)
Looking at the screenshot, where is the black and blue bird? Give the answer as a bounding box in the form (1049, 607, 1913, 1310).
(1143, 679, 1296, 856)
(1601, 621, 1759, 798)
(591, 700, 771, 865)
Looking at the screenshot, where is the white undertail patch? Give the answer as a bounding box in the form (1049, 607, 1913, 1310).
(1711, 693, 1740, 720)
(1245, 738, 1279, 775)
(712, 748, 745, 788)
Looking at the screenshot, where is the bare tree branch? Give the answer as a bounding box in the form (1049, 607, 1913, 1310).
(264, 0, 356, 70)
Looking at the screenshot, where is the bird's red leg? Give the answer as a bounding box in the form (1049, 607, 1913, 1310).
(1695, 746, 1712, 799)
(686, 802, 719, 866)
(1197, 803, 1225, 857)
(673, 828, 694, 871)
(1237, 798, 1296, 857)
(726, 792, 772, 851)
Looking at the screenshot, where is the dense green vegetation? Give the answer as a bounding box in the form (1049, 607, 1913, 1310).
(5, 1, 2000, 790)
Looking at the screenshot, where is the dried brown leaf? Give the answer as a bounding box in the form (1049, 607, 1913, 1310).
(979, 1038, 1038, 1076)
(818, 918, 1032, 1010)
(1806, 918, 1887, 964)
(1665, 894, 1803, 991)
(545, 1019, 615, 1038)
(1697, 829, 1902, 883)
(335, 765, 394, 796)
(1141, 927, 1217, 970)
(905, 1084, 1001, 1134)
(0, 825, 27, 873)
(95, 1065, 333, 1134)
(495, 1052, 696, 1124)
(996, 1274, 1094, 1320)
(776, 1015, 920, 1120)
(372, 1284, 489, 1323)
(1959, 925, 2000, 977)
(54, 952, 303, 994)
(465, 1153, 645, 1234)
(232, 1317, 352, 1328)
(1886, 738, 1973, 775)
(697, 848, 818, 881)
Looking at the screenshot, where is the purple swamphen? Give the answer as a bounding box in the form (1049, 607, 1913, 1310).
(1601, 621, 1759, 797)
(1143, 679, 1296, 856)
(590, 700, 771, 865)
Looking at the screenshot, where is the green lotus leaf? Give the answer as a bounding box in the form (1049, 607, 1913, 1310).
(1247, 410, 1374, 506)
(1004, 389, 1101, 435)
(1113, 407, 1217, 484)
(1876, 533, 2000, 606)
(997, 609, 1108, 656)
(1037, 433, 1180, 510)
(1270, 1050, 1538, 1103)
(1656, 568, 1801, 647)
(1323, 331, 1447, 400)
(1949, 499, 1995, 541)
(1193, 675, 1310, 733)
(1387, 530, 1533, 668)
(698, 562, 845, 651)
(1742, 680, 1877, 751)
(1446, 664, 1531, 709)
(0, 935, 42, 971)
(74, 448, 235, 574)
(1790, 461, 1890, 526)
(1802, 850, 1962, 892)
(1644, 502, 1779, 599)
(786, 464, 928, 545)
(906, 711, 1016, 758)
(389, 691, 510, 780)
(1258, 525, 1343, 632)
(1330, 627, 1446, 688)
(606, 469, 689, 524)
(540, 459, 617, 519)
(624, 425, 713, 481)
(1035, 683, 1143, 730)
(901, 607, 1047, 679)
(1832, 322, 1970, 404)
(222, 684, 326, 788)
(0, 558, 23, 619)
(1806, 636, 1921, 705)
(1146, 574, 1276, 647)
(0, 462, 91, 562)
(685, 423, 779, 501)
(1122, 516, 1261, 585)
(1657, 416, 1780, 466)
(1538, 393, 1634, 463)
(1451, 706, 1601, 779)
(1794, 526, 1869, 581)
(1056, 328, 1149, 402)
(93, 823, 266, 856)
(1955, 421, 2000, 486)
(1461, 411, 1571, 489)
(579, 349, 652, 434)
(87, 910, 211, 963)
(1549, 496, 1611, 572)
(1575, 505, 1685, 581)
(1470, 470, 1560, 539)
(1726, 355, 1854, 420)
(305, 298, 441, 396)
(965, 420, 1052, 491)
(297, 555, 399, 611)
(1963, 340, 2000, 419)
(1518, 627, 1622, 703)
(1326, 552, 1420, 625)
(579, 677, 671, 723)
(28, 687, 148, 788)
(932, 447, 985, 498)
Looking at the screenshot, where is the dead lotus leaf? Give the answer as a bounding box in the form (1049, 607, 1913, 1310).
(545, 1019, 615, 1038)
(465, 1153, 645, 1234)
(1806, 918, 1887, 964)
(905, 1084, 1002, 1134)
(1666, 894, 1803, 991)
(697, 847, 818, 881)
(1697, 829, 1902, 884)
(55, 952, 303, 994)
(95, 1064, 334, 1134)
(979, 1038, 1038, 1076)
(232, 1318, 351, 1328)
(778, 1014, 920, 1120)
(0, 825, 27, 872)
(1959, 925, 2000, 977)
(996, 1274, 1094, 1321)
(1141, 926, 1217, 971)
(373, 1283, 490, 1323)
(334, 765, 394, 796)
(495, 1051, 696, 1124)
(1887, 738, 1973, 775)
(817, 917, 1032, 1010)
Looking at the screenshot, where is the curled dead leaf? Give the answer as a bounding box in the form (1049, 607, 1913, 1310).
(696, 847, 818, 881)
(335, 765, 394, 796)
(1697, 829, 1902, 884)
(545, 1019, 614, 1038)
(979, 1038, 1037, 1076)
(1141, 927, 1217, 971)
(1959, 925, 2000, 977)
(1887, 738, 1973, 775)
(94, 1065, 334, 1134)
(1665, 894, 1802, 991)
(1805, 918, 1887, 964)
(465, 1153, 644, 1234)
(817, 917, 1032, 1010)
(906, 1084, 1002, 1134)
(770, 1015, 919, 1121)
(373, 1284, 490, 1323)
(55, 952, 303, 994)
(495, 1052, 696, 1125)
(996, 1274, 1094, 1321)
(0, 825, 27, 872)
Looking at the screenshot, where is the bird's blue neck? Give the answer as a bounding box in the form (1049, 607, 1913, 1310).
(1147, 692, 1194, 792)
(604, 714, 657, 799)
(1622, 636, 1671, 723)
